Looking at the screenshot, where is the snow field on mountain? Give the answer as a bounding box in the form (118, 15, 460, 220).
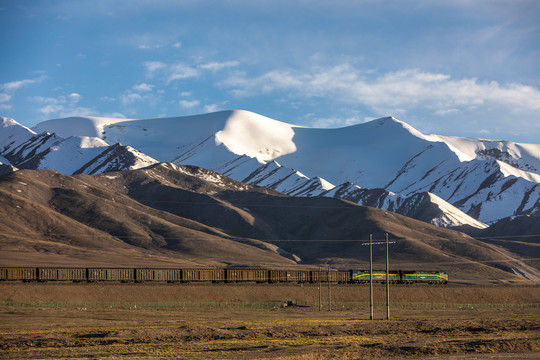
(1, 117, 35, 151)
(275, 117, 441, 188)
(427, 193, 488, 229)
(427, 134, 540, 172)
(458, 174, 540, 224)
(3, 110, 539, 228)
(32, 116, 134, 138)
(38, 136, 109, 175)
(214, 110, 298, 163)
(497, 160, 540, 183)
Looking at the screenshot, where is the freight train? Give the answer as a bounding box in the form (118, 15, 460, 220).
(0, 267, 448, 284)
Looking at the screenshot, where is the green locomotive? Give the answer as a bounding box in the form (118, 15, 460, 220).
(352, 270, 447, 284)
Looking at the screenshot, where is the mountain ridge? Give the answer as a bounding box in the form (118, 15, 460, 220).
(2, 111, 539, 230)
(1, 165, 537, 283)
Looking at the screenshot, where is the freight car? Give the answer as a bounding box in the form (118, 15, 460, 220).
(39, 268, 86, 282)
(226, 269, 268, 283)
(269, 270, 310, 283)
(311, 270, 351, 284)
(87, 268, 135, 282)
(135, 268, 182, 282)
(0, 267, 448, 284)
(182, 269, 225, 282)
(0, 267, 37, 281)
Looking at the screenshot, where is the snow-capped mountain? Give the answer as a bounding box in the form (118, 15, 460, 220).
(0, 117, 158, 175)
(323, 184, 487, 230)
(4, 111, 540, 229)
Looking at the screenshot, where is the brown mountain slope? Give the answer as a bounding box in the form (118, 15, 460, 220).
(477, 214, 540, 271)
(0, 163, 537, 283)
(0, 168, 296, 268)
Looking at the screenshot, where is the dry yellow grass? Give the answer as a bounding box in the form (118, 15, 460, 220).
(0, 307, 539, 359)
(0, 283, 539, 359)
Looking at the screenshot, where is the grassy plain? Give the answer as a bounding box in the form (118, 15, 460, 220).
(0, 283, 538, 359)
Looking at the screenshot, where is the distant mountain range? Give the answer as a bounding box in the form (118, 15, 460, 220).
(2, 110, 539, 233)
(1, 164, 537, 283)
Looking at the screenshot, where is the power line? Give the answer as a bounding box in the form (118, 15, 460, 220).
(0, 234, 538, 267)
(6, 187, 538, 215)
(0, 230, 539, 243)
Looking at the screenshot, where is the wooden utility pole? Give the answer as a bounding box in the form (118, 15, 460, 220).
(385, 233, 390, 320)
(369, 233, 373, 320)
(328, 264, 331, 311)
(318, 265, 322, 311)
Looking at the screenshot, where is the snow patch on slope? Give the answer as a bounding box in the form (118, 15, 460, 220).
(39, 136, 110, 174)
(428, 193, 488, 229)
(215, 110, 298, 163)
(32, 116, 134, 138)
(497, 160, 540, 183)
(427, 134, 540, 172)
(1, 117, 36, 150)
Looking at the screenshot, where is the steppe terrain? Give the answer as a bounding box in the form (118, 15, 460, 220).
(0, 283, 538, 359)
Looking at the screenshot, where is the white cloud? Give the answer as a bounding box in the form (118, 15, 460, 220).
(1, 75, 46, 92)
(129, 33, 174, 50)
(68, 93, 82, 103)
(40, 104, 65, 116)
(310, 116, 363, 128)
(179, 99, 200, 109)
(31, 93, 92, 118)
(132, 83, 154, 92)
(0, 93, 11, 103)
(31, 96, 57, 104)
(138, 44, 163, 50)
(121, 93, 143, 105)
(1, 79, 36, 91)
(203, 100, 229, 113)
(199, 61, 239, 72)
(168, 63, 199, 83)
(120, 86, 158, 108)
(204, 103, 221, 113)
(434, 108, 459, 116)
(222, 65, 540, 116)
(127, 33, 183, 51)
(56, 107, 95, 118)
(143, 60, 240, 84)
(144, 61, 167, 75)
(143, 61, 199, 83)
(0, 75, 47, 114)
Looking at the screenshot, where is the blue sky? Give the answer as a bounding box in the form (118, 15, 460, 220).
(1, 0, 539, 143)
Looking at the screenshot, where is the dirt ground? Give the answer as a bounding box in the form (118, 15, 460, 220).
(0, 284, 539, 359)
(1, 283, 538, 304)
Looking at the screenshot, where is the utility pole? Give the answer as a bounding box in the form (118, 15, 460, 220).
(318, 265, 321, 311)
(369, 233, 373, 320)
(385, 233, 390, 320)
(328, 264, 331, 311)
